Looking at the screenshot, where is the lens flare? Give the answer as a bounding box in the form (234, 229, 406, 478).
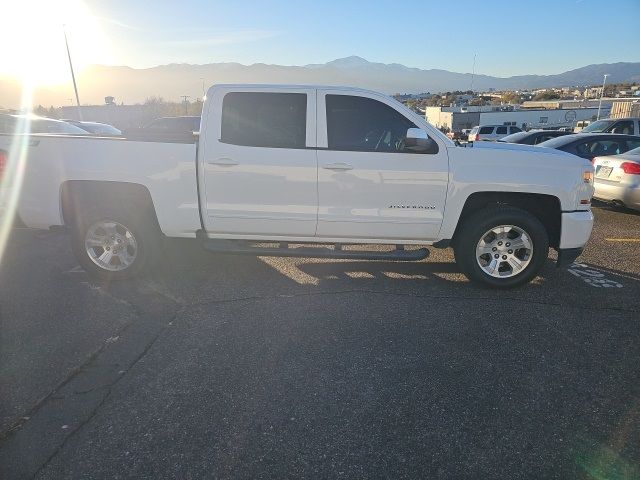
(0, 0, 112, 87)
(0, 0, 110, 264)
(0, 85, 33, 265)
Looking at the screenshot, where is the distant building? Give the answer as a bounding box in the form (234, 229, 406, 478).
(610, 100, 640, 118)
(394, 93, 432, 101)
(521, 99, 604, 109)
(454, 94, 474, 103)
(585, 87, 603, 99)
(425, 105, 610, 132)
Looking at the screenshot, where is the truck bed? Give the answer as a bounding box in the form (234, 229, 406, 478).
(0, 133, 201, 237)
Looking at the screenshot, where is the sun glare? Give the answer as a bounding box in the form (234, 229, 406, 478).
(0, 0, 112, 86)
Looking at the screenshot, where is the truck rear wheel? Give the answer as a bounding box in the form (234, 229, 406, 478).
(453, 206, 549, 289)
(71, 208, 160, 280)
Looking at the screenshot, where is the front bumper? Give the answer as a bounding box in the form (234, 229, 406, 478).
(559, 210, 594, 249)
(555, 210, 592, 269)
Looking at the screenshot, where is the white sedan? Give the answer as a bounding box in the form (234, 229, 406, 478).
(592, 147, 640, 211)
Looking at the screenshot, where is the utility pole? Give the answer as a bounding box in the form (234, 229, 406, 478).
(181, 95, 190, 115)
(596, 73, 609, 120)
(200, 78, 206, 99)
(63, 24, 82, 120)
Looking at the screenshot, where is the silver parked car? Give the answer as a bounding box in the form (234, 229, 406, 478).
(592, 146, 640, 211)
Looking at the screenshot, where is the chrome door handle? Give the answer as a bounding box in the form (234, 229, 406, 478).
(322, 163, 353, 171)
(207, 158, 238, 166)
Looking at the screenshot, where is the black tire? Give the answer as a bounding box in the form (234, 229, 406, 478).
(71, 207, 161, 280)
(453, 206, 549, 289)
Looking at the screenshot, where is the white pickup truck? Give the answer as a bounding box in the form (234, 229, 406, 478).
(0, 84, 595, 288)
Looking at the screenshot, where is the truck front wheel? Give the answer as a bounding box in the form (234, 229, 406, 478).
(453, 206, 549, 289)
(71, 208, 160, 280)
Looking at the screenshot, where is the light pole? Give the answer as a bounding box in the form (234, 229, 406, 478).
(596, 74, 609, 120)
(200, 78, 205, 99)
(63, 24, 83, 120)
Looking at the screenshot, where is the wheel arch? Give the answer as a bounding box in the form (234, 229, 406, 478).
(60, 180, 162, 233)
(451, 192, 562, 248)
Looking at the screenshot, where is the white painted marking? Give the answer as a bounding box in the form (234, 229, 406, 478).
(567, 263, 623, 288)
(63, 265, 85, 274)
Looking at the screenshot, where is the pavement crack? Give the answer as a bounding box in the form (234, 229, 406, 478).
(30, 308, 182, 479)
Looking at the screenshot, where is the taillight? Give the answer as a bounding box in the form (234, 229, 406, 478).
(620, 162, 640, 175)
(475, 134, 480, 141)
(0, 150, 7, 179)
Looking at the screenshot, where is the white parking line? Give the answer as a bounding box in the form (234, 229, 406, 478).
(63, 265, 85, 274)
(567, 263, 623, 288)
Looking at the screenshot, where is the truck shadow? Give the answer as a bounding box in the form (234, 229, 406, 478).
(152, 238, 578, 294)
(592, 200, 640, 216)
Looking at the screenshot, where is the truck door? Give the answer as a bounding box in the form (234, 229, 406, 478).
(200, 87, 317, 237)
(315, 91, 449, 240)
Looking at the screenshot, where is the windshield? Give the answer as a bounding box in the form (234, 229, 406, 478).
(581, 120, 615, 133)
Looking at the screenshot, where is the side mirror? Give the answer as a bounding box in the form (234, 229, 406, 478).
(404, 128, 439, 154)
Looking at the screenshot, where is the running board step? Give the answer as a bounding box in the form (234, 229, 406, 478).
(201, 240, 429, 261)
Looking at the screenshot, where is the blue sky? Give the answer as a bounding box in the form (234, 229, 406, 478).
(87, 0, 639, 76)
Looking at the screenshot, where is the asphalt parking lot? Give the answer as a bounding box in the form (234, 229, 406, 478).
(1, 204, 639, 479)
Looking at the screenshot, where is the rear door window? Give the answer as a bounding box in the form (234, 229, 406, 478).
(221, 92, 307, 149)
(496, 126, 508, 135)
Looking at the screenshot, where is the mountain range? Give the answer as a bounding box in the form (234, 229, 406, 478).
(1, 56, 639, 109)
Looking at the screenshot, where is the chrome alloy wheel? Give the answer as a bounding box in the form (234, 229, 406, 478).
(475, 225, 533, 278)
(84, 220, 138, 272)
